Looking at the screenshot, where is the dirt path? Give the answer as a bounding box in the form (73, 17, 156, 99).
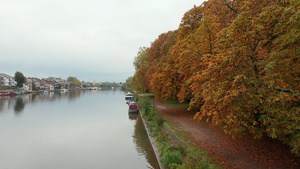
(152, 100, 300, 169)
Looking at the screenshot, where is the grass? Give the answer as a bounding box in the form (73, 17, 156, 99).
(138, 95, 224, 169)
(140, 93, 154, 98)
(163, 99, 190, 109)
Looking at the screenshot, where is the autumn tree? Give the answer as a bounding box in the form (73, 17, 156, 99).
(67, 76, 81, 89)
(170, 5, 206, 102)
(133, 47, 148, 71)
(190, 0, 300, 155)
(150, 31, 180, 101)
(132, 0, 300, 155)
(132, 47, 149, 93)
(145, 32, 171, 91)
(259, 0, 300, 154)
(176, 5, 203, 40)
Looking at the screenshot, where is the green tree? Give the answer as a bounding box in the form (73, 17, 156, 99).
(67, 76, 81, 88)
(94, 83, 101, 87)
(133, 47, 148, 71)
(122, 76, 133, 91)
(14, 71, 25, 88)
(32, 82, 37, 90)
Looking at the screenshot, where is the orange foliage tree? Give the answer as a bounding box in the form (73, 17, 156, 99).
(132, 47, 149, 93)
(171, 5, 205, 103)
(144, 32, 171, 92)
(132, 0, 300, 155)
(150, 31, 180, 101)
(190, 0, 300, 154)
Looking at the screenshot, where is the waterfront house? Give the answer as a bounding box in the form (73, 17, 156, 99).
(26, 77, 42, 90)
(0, 73, 17, 89)
(0, 77, 2, 89)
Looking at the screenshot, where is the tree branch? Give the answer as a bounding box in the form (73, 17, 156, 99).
(278, 88, 294, 93)
(223, 0, 239, 14)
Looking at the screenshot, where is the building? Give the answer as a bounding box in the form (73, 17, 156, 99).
(0, 77, 2, 89)
(0, 73, 17, 89)
(41, 78, 58, 90)
(25, 77, 41, 91)
(44, 77, 67, 89)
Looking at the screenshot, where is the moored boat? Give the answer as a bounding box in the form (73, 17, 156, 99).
(0, 92, 10, 96)
(128, 101, 139, 113)
(128, 97, 135, 105)
(10, 91, 21, 96)
(125, 92, 133, 101)
(60, 88, 68, 92)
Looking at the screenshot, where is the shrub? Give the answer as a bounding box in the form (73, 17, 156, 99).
(180, 147, 220, 169)
(161, 148, 183, 167)
(139, 99, 152, 116)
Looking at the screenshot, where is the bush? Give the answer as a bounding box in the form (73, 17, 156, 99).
(180, 147, 219, 169)
(139, 99, 152, 116)
(139, 99, 157, 121)
(161, 147, 183, 168)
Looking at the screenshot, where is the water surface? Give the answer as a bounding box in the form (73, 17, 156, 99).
(0, 89, 159, 169)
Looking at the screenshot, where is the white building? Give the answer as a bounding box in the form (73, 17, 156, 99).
(26, 77, 42, 90)
(0, 73, 17, 87)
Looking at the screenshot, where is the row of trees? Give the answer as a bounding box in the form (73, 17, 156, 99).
(131, 0, 299, 155)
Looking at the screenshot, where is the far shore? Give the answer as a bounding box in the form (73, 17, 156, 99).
(0, 88, 85, 93)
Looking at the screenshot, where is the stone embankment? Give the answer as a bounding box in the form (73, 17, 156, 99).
(140, 109, 165, 169)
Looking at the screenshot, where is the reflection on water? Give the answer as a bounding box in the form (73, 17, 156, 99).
(0, 89, 159, 169)
(31, 94, 37, 102)
(0, 91, 84, 116)
(133, 113, 159, 169)
(14, 97, 25, 115)
(129, 112, 139, 120)
(68, 90, 81, 100)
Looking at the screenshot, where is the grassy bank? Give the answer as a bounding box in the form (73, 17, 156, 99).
(138, 95, 224, 169)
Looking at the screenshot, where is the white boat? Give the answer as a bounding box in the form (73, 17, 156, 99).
(125, 92, 133, 101)
(60, 89, 68, 92)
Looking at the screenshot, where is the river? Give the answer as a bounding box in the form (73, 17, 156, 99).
(0, 89, 159, 169)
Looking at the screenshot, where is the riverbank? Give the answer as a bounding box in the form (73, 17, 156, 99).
(0, 88, 98, 95)
(138, 97, 223, 169)
(152, 100, 300, 169)
(137, 92, 300, 169)
(140, 110, 165, 169)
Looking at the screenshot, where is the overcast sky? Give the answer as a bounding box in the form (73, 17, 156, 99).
(1, 0, 203, 82)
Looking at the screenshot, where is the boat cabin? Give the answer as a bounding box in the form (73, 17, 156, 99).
(125, 92, 133, 100)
